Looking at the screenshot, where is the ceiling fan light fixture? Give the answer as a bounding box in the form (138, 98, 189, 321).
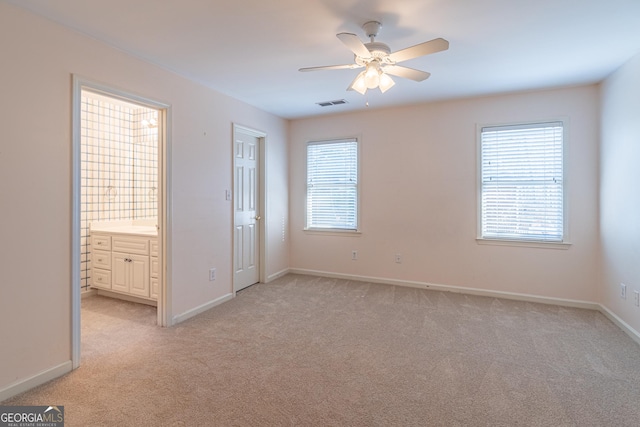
(349, 65, 395, 95)
(349, 71, 368, 94)
(364, 63, 380, 89)
(378, 73, 395, 93)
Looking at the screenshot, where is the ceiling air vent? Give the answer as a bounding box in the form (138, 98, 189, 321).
(316, 99, 348, 107)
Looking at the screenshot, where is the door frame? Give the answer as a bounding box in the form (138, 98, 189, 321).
(232, 123, 267, 293)
(71, 76, 172, 369)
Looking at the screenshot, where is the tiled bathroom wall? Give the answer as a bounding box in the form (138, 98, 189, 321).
(80, 92, 158, 290)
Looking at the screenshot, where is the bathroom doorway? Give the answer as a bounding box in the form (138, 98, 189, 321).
(71, 77, 170, 368)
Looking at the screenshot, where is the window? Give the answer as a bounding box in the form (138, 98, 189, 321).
(479, 121, 564, 243)
(306, 138, 359, 231)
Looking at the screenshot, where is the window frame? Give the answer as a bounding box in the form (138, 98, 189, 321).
(304, 137, 361, 234)
(476, 119, 571, 249)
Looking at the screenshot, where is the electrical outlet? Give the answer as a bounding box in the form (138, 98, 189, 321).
(621, 283, 627, 299)
(634, 290, 640, 307)
(395, 253, 402, 264)
(352, 250, 358, 260)
(209, 268, 216, 281)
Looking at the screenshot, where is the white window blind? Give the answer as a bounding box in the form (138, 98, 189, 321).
(480, 122, 564, 242)
(306, 139, 358, 230)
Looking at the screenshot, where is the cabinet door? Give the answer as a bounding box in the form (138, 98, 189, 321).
(128, 253, 150, 298)
(112, 252, 130, 293)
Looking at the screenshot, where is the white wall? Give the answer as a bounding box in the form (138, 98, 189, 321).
(289, 86, 600, 301)
(0, 3, 289, 394)
(600, 51, 640, 334)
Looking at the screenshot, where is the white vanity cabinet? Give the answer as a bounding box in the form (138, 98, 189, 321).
(91, 231, 157, 302)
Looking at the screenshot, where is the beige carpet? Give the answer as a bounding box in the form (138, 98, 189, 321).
(4, 274, 640, 426)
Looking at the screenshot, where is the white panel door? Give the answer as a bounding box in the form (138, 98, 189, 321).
(233, 128, 260, 291)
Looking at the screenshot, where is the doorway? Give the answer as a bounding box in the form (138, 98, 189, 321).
(71, 77, 170, 368)
(233, 124, 266, 292)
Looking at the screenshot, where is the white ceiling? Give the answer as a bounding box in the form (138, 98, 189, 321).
(8, 0, 640, 119)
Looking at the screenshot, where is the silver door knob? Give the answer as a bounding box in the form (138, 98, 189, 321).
(255, 216, 261, 220)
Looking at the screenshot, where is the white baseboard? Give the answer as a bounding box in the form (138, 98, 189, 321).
(0, 361, 72, 403)
(172, 293, 234, 325)
(598, 304, 640, 346)
(266, 268, 290, 283)
(95, 289, 157, 307)
(81, 289, 97, 299)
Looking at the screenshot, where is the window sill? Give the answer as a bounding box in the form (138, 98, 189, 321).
(476, 238, 571, 250)
(304, 228, 362, 237)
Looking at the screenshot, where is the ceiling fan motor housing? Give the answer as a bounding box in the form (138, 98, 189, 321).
(355, 42, 391, 66)
(360, 21, 391, 63)
(366, 42, 390, 57)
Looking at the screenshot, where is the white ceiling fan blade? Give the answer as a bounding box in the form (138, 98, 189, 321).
(337, 32, 371, 59)
(388, 38, 449, 63)
(384, 65, 431, 82)
(299, 64, 362, 72)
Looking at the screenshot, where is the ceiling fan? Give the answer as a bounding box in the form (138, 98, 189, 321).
(299, 21, 449, 94)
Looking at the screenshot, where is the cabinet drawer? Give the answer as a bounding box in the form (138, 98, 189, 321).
(93, 250, 112, 270)
(150, 277, 159, 300)
(150, 256, 159, 278)
(92, 234, 112, 251)
(112, 236, 149, 255)
(150, 239, 159, 257)
(92, 269, 111, 289)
